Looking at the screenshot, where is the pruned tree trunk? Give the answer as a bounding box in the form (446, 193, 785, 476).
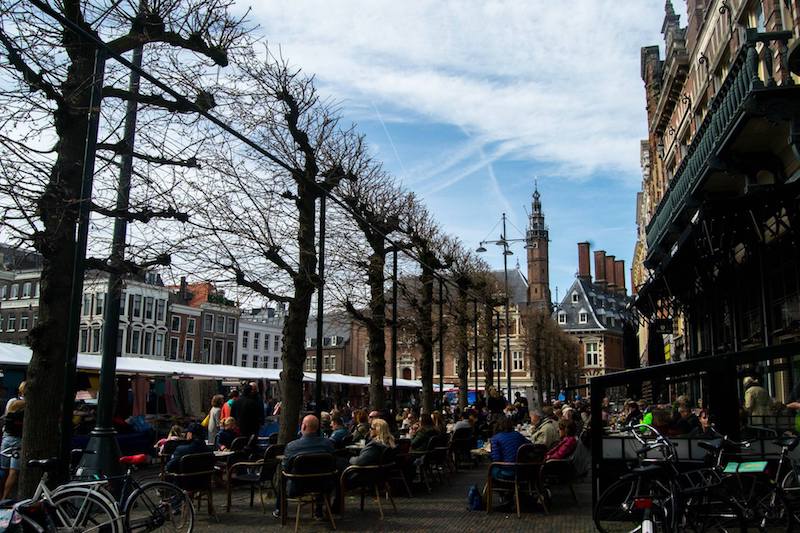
(482, 301, 495, 391)
(418, 264, 435, 414)
(456, 281, 469, 410)
(366, 248, 387, 411)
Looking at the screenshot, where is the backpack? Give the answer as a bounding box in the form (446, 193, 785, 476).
(467, 484, 483, 511)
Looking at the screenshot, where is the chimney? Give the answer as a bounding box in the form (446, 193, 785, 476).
(605, 255, 617, 292)
(594, 250, 607, 289)
(577, 242, 591, 281)
(179, 276, 188, 301)
(614, 260, 626, 295)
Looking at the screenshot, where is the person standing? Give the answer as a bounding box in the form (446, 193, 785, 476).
(1, 399, 24, 498)
(207, 395, 224, 445)
(743, 376, 772, 418)
(221, 389, 238, 420)
(233, 385, 264, 439)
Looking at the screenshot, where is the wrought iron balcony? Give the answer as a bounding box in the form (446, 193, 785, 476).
(645, 30, 795, 260)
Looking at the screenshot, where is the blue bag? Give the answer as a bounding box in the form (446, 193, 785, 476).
(467, 484, 483, 511)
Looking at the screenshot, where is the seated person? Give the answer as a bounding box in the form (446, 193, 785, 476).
(490, 417, 530, 480)
(156, 425, 184, 453)
(689, 409, 716, 439)
(530, 407, 559, 449)
(672, 405, 700, 436)
(217, 417, 239, 450)
(350, 410, 370, 442)
(410, 414, 438, 451)
(349, 419, 395, 466)
(328, 415, 349, 447)
(321, 411, 332, 437)
(165, 423, 209, 473)
(545, 419, 578, 461)
(274, 415, 336, 518)
(453, 411, 473, 432)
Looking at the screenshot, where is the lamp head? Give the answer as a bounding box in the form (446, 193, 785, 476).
(476, 244, 487, 253)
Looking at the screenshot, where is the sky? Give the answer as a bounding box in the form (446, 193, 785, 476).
(242, 1, 682, 302)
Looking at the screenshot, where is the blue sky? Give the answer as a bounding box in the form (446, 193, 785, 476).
(243, 1, 683, 300)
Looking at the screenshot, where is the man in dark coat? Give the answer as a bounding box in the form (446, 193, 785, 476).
(232, 384, 264, 439)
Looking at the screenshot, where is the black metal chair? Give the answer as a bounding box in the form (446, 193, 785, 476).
(165, 451, 217, 518)
(421, 434, 451, 490)
(226, 443, 285, 512)
(486, 443, 547, 518)
(281, 453, 338, 532)
(386, 438, 413, 497)
(339, 446, 397, 519)
(449, 427, 475, 470)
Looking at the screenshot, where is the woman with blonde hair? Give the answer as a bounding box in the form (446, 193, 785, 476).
(349, 418, 394, 466)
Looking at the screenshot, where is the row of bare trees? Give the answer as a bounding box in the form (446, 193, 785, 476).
(0, 0, 577, 495)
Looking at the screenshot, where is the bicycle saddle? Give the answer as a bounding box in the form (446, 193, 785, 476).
(27, 458, 60, 471)
(697, 439, 723, 452)
(119, 454, 148, 465)
(621, 464, 664, 480)
(774, 435, 800, 451)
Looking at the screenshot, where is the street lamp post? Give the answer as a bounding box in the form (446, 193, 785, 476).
(495, 312, 501, 392)
(477, 213, 531, 402)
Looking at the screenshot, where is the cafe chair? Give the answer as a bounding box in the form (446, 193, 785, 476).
(165, 451, 217, 519)
(385, 438, 413, 498)
(485, 444, 547, 518)
(540, 448, 582, 505)
(449, 428, 475, 470)
(421, 434, 451, 489)
(281, 453, 338, 532)
(339, 447, 397, 519)
(226, 443, 286, 512)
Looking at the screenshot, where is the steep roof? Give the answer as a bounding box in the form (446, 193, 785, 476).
(553, 277, 632, 333)
(306, 312, 352, 343)
(491, 267, 529, 307)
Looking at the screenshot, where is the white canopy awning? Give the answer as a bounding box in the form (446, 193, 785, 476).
(0, 343, 421, 388)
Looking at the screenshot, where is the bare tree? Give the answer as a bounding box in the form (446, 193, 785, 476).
(0, 0, 249, 493)
(328, 165, 408, 411)
(189, 51, 365, 443)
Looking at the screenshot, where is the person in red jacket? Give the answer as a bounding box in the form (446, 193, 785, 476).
(545, 419, 578, 461)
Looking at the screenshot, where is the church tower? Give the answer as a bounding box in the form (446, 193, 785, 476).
(527, 184, 551, 311)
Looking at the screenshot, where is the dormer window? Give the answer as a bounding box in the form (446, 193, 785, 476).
(558, 312, 566, 325)
(579, 311, 588, 324)
(571, 292, 579, 303)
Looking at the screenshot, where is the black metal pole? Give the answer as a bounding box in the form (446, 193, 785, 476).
(502, 214, 512, 401)
(391, 249, 398, 414)
(315, 194, 326, 423)
(495, 311, 501, 392)
(439, 277, 444, 408)
(473, 299, 478, 402)
(78, 42, 144, 477)
(60, 49, 106, 470)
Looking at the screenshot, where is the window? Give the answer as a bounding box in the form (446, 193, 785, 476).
(156, 299, 166, 322)
(0, 315, 3, 331)
(202, 338, 212, 363)
(119, 291, 126, 316)
(274, 335, 280, 352)
(22, 282, 31, 298)
(493, 352, 503, 371)
(579, 311, 588, 324)
(558, 312, 566, 324)
(95, 293, 104, 316)
(117, 328, 124, 356)
(79, 328, 88, 352)
(171, 315, 181, 332)
(214, 340, 224, 364)
(130, 329, 141, 354)
(187, 318, 196, 335)
(253, 332, 260, 350)
(143, 330, 153, 355)
(133, 295, 142, 318)
(92, 327, 102, 352)
(144, 297, 154, 320)
(184, 339, 194, 362)
(215, 315, 224, 334)
(34, 282, 39, 298)
(169, 337, 179, 360)
(585, 342, 599, 367)
(241, 353, 248, 367)
(155, 333, 164, 358)
(10, 284, 18, 299)
(19, 315, 29, 331)
(204, 314, 213, 332)
(225, 341, 235, 365)
(512, 350, 523, 371)
(0, 285, 6, 299)
(273, 357, 279, 369)
(82, 293, 92, 316)
(242, 330, 249, 348)
(7, 315, 16, 331)
(252, 356, 259, 368)
(323, 336, 331, 347)
(571, 292, 579, 303)
(226, 317, 236, 335)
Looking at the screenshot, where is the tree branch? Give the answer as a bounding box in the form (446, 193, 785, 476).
(102, 87, 215, 113)
(107, 31, 228, 66)
(97, 142, 200, 168)
(90, 203, 189, 223)
(0, 28, 63, 104)
(232, 267, 293, 303)
(85, 253, 171, 276)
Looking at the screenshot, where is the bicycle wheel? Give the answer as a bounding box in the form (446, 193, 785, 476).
(50, 485, 122, 533)
(123, 481, 194, 533)
(595, 476, 676, 533)
(781, 469, 800, 530)
(681, 478, 747, 533)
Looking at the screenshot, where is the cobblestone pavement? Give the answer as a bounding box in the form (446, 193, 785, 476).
(188, 464, 596, 532)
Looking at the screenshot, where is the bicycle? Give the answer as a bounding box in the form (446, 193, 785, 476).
(2, 450, 122, 533)
(71, 452, 194, 533)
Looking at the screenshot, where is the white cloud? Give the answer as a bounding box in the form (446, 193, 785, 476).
(248, 0, 668, 181)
